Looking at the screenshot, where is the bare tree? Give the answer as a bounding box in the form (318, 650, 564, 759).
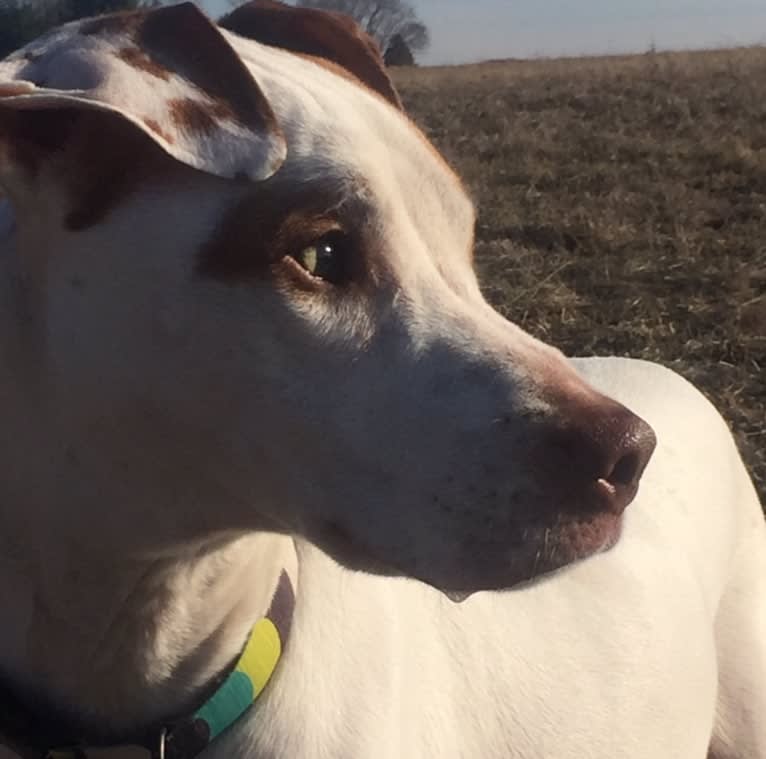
(296, 0, 429, 60)
(384, 33, 413, 66)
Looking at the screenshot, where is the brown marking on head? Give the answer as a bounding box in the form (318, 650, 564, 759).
(198, 187, 339, 283)
(196, 180, 374, 289)
(3, 105, 178, 232)
(0, 106, 75, 180)
(219, 0, 403, 110)
(0, 106, 168, 231)
(168, 98, 219, 136)
(142, 117, 175, 145)
(117, 46, 170, 81)
(61, 110, 170, 231)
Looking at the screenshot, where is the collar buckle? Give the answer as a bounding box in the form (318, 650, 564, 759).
(155, 727, 166, 759)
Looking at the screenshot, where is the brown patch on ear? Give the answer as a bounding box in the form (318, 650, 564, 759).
(219, 0, 403, 110)
(82, 4, 282, 153)
(168, 98, 218, 136)
(136, 3, 280, 134)
(117, 46, 170, 81)
(3, 3, 285, 189)
(142, 117, 174, 144)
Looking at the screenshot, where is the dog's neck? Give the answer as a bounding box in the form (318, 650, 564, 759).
(0, 211, 300, 737)
(0, 420, 298, 739)
(0, 520, 297, 737)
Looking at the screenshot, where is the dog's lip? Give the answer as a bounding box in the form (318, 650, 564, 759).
(436, 512, 625, 599)
(314, 511, 625, 601)
(597, 515, 624, 553)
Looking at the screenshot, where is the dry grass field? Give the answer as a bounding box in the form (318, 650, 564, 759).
(393, 47, 766, 508)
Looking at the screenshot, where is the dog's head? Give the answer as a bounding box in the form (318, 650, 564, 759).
(0, 1, 655, 594)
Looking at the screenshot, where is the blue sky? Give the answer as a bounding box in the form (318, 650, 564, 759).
(207, 1, 766, 65)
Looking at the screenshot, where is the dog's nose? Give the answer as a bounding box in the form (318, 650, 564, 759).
(544, 401, 657, 515)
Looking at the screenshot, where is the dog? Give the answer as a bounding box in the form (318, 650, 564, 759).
(0, 2, 764, 757)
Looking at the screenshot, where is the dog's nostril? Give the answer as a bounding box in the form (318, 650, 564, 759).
(598, 415, 657, 513)
(609, 451, 642, 487)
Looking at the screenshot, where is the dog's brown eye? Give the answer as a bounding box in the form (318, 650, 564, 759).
(290, 231, 350, 285)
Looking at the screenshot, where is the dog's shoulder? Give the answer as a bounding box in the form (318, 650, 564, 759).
(572, 355, 761, 596)
(570, 356, 748, 500)
(570, 356, 729, 434)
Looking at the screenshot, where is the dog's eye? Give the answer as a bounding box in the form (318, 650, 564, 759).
(291, 232, 349, 285)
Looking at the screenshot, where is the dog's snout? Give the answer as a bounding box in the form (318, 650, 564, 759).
(544, 400, 657, 515)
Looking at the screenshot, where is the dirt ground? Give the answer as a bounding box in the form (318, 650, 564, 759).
(393, 47, 766, 508)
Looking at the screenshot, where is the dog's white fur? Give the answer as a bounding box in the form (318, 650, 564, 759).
(0, 5, 764, 758)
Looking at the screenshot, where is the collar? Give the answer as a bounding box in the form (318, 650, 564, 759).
(1, 569, 295, 759)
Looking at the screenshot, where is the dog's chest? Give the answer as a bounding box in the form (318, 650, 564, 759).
(212, 546, 717, 759)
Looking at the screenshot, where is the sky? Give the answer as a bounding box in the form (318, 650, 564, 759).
(207, 0, 766, 65)
(416, 0, 766, 65)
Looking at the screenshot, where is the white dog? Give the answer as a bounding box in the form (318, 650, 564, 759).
(0, 2, 764, 757)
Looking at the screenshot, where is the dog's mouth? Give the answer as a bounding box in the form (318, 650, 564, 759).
(313, 511, 624, 599)
(435, 510, 625, 601)
(485, 512, 624, 596)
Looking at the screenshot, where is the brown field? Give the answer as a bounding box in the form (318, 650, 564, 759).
(393, 47, 766, 508)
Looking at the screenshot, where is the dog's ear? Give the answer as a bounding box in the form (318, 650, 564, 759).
(219, 0, 403, 110)
(0, 2, 286, 220)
